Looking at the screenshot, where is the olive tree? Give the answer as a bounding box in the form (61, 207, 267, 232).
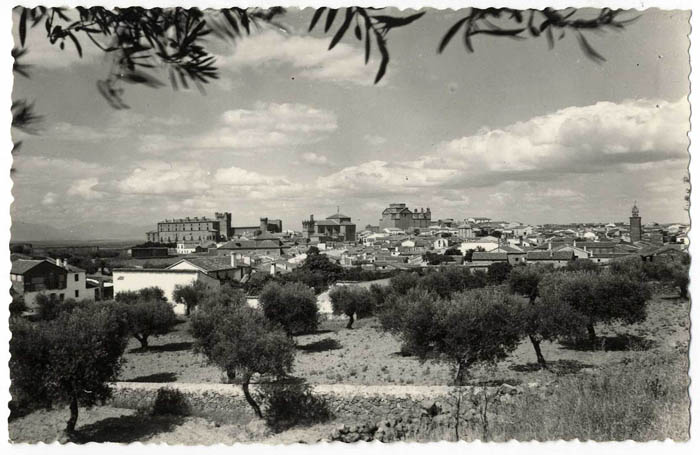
(115, 286, 166, 305)
(120, 299, 178, 348)
(9, 305, 129, 434)
(172, 280, 210, 316)
(506, 267, 583, 366)
(328, 285, 374, 329)
(190, 301, 295, 418)
(259, 281, 319, 336)
(388, 287, 522, 440)
(539, 270, 650, 345)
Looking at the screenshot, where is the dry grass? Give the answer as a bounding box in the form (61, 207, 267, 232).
(120, 294, 690, 388)
(12, 293, 687, 443)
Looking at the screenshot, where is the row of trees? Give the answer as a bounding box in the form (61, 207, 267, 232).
(10, 287, 180, 433)
(10, 253, 686, 434)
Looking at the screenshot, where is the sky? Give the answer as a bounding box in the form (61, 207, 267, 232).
(10, 7, 691, 232)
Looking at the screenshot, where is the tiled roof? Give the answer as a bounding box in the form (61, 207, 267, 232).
(11, 259, 45, 274)
(169, 256, 248, 272)
(526, 251, 575, 261)
(472, 252, 508, 261)
(219, 238, 283, 249)
(327, 213, 351, 219)
(382, 207, 412, 215)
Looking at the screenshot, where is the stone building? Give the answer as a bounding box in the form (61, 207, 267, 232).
(146, 212, 232, 244)
(630, 202, 642, 242)
(230, 217, 283, 238)
(303, 212, 357, 242)
(380, 203, 431, 231)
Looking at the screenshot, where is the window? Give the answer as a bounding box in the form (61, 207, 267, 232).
(74, 273, 79, 281)
(75, 290, 79, 298)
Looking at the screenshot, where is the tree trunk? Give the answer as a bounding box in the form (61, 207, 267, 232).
(587, 322, 597, 346)
(135, 334, 149, 349)
(453, 362, 465, 441)
(242, 377, 263, 419)
(529, 335, 547, 368)
(346, 313, 354, 329)
(66, 396, 79, 434)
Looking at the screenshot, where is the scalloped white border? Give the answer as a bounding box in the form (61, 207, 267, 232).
(0, 1, 696, 454)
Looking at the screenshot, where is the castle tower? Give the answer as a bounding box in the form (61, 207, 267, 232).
(302, 215, 315, 239)
(630, 201, 642, 242)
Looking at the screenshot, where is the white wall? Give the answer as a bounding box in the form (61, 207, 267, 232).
(113, 270, 220, 314)
(64, 270, 92, 301)
(459, 241, 499, 255)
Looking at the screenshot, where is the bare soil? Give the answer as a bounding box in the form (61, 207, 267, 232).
(119, 294, 690, 387)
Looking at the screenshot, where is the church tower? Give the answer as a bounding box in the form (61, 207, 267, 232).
(629, 201, 642, 242)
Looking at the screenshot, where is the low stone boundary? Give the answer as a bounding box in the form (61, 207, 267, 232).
(109, 381, 525, 427)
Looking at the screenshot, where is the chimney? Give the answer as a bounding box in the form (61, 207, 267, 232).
(548, 241, 552, 251)
(573, 239, 577, 247)
(270, 263, 277, 276)
(56, 258, 61, 266)
(230, 254, 236, 268)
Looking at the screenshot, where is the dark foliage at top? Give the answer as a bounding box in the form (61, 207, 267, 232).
(11, 6, 636, 143)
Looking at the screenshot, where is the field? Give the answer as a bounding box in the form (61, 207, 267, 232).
(10, 291, 690, 443)
(119, 293, 689, 387)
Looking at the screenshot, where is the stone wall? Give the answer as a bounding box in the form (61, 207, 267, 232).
(109, 381, 530, 438)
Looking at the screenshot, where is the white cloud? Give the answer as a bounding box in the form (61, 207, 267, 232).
(42, 192, 57, 205)
(214, 166, 290, 186)
(424, 98, 689, 180)
(117, 162, 212, 195)
(318, 98, 689, 201)
(300, 152, 329, 166)
(67, 177, 103, 200)
(316, 160, 458, 197)
(364, 134, 387, 147)
(141, 102, 337, 154)
(222, 30, 379, 86)
(12, 156, 109, 180)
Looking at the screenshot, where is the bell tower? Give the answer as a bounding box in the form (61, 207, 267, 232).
(629, 201, 642, 242)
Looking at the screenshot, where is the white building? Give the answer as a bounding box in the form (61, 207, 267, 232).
(113, 255, 252, 314)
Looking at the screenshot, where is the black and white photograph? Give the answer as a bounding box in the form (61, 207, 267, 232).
(2, 0, 696, 447)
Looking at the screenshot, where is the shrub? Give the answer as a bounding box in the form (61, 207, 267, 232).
(329, 285, 374, 329)
(115, 286, 166, 305)
(152, 387, 190, 416)
(259, 281, 319, 336)
(10, 295, 26, 317)
(487, 262, 512, 284)
(257, 378, 332, 432)
(394, 289, 443, 358)
(35, 295, 91, 321)
(674, 267, 690, 299)
(389, 272, 419, 295)
(564, 259, 599, 273)
(508, 266, 543, 304)
(190, 302, 295, 418)
(198, 283, 247, 313)
(9, 305, 130, 434)
(368, 283, 391, 313)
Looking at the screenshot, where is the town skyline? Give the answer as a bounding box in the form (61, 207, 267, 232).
(10, 8, 690, 233)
